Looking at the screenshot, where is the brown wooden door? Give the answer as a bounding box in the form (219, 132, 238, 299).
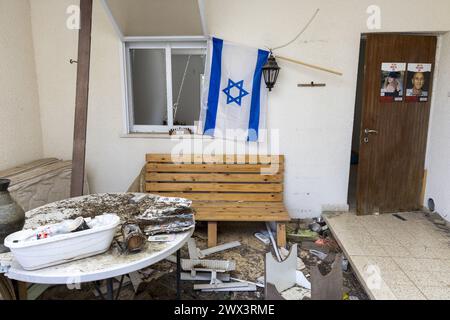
(357, 34, 437, 215)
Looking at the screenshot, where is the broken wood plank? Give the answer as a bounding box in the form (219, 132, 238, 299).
(230, 277, 265, 288)
(198, 241, 241, 258)
(188, 238, 199, 260)
(201, 284, 257, 292)
(194, 282, 248, 290)
(181, 259, 235, 272)
(181, 272, 230, 282)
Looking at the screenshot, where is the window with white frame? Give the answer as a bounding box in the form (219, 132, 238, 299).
(124, 39, 207, 133)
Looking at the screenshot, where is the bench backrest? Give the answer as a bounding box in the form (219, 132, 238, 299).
(145, 154, 284, 202)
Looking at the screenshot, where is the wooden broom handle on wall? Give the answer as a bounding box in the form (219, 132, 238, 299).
(276, 55, 343, 76)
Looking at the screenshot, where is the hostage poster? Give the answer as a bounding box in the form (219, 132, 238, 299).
(380, 62, 406, 102)
(405, 63, 432, 102)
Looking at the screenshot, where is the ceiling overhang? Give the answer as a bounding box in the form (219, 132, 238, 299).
(102, 0, 207, 39)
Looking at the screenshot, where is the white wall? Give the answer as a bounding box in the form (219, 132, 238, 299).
(0, 0, 43, 171)
(29, 0, 79, 160)
(425, 32, 450, 221)
(28, 0, 450, 218)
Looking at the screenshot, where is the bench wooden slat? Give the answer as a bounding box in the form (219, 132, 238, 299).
(151, 192, 283, 202)
(195, 210, 290, 222)
(146, 154, 284, 164)
(146, 182, 283, 193)
(146, 163, 284, 173)
(196, 207, 287, 214)
(146, 172, 283, 183)
(193, 201, 285, 208)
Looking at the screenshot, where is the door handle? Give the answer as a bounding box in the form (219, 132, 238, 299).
(363, 128, 378, 144)
(364, 129, 379, 135)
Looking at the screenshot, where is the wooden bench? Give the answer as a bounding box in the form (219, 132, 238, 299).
(145, 154, 290, 248)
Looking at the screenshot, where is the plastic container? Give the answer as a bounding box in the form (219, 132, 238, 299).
(4, 214, 120, 270)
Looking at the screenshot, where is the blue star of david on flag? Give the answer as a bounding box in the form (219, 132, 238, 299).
(222, 79, 249, 107)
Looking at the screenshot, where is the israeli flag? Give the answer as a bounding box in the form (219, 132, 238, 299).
(199, 37, 270, 142)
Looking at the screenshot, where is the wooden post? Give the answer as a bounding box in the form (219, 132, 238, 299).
(207, 222, 218, 248)
(70, 0, 93, 197)
(276, 223, 286, 248)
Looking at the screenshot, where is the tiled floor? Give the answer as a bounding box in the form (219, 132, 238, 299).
(324, 211, 450, 300)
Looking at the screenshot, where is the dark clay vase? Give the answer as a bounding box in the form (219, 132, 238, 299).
(0, 179, 25, 253)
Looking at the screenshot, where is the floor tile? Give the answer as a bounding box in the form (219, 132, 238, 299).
(419, 286, 450, 300)
(324, 211, 450, 300)
(389, 284, 426, 300)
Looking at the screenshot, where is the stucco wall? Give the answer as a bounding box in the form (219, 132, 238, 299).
(425, 33, 450, 221)
(28, 0, 450, 219)
(29, 0, 79, 160)
(0, 0, 43, 171)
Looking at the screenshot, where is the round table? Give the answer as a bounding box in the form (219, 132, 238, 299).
(0, 193, 195, 300)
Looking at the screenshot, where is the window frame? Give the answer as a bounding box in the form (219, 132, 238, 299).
(123, 37, 208, 134)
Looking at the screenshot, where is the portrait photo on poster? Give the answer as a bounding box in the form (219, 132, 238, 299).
(405, 63, 432, 102)
(380, 62, 406, 102)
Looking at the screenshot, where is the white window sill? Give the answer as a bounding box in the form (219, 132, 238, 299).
(120, 132, 213, 140)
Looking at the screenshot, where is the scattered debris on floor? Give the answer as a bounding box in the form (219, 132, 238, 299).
(182, 238, 256, 292)
(38, 220, 369, 300)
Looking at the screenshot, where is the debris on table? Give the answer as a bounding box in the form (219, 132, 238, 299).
(24, 193, 195, 233)
(121, 223, 146, 253)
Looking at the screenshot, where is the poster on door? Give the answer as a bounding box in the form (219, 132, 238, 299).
(380, 63, 406, 102)
(405, 63, 432, 102)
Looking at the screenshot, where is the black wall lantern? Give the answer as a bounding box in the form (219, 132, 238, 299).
(262, 52, 280, 91)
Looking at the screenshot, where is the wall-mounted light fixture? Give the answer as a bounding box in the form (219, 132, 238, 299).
(262, 53, 280, 92)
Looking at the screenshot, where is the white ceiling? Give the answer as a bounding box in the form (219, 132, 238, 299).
(104, 0, 205, 37)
